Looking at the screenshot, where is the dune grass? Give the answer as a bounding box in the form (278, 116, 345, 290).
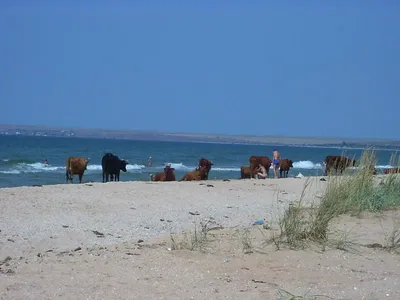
(278, 150, 400, 247)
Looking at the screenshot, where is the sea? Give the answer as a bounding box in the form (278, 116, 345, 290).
(0, 135, 398, 189)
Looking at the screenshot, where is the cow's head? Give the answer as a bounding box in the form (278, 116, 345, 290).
(120, 160, 128, 172)
(288, 160, 293, 168)
(164, 165, 175, 178)
(164, 165, 175, 172)
(84, 158, 90, 169)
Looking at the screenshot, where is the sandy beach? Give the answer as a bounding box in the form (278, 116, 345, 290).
(1, 177, 399, 299)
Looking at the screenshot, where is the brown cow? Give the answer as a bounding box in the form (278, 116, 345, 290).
(240, 166, 258, 179)
(179, 166, 208, 181)
(198, 158, 213, 180)
(279, 159, 293, 178)
(66, 156, 90, 183)
(384, 168, 400, 174)
(249, 156, 272, 178)
(151, 165, 176, 182)
(324, 155, 356, 174)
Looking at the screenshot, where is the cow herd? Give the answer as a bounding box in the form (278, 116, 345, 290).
(64, 153, 400, 184)
(66, 153, 128, 184)
(240, 156, 294, 179)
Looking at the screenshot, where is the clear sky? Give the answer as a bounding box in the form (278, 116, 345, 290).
(1, 1, 399, 140)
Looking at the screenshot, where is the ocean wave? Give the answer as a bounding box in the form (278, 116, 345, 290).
(0, 170, 21, 174)
(213, 167, 241, 171)
(86, 164, 146, 171)
(164, 163, 190, 170)
(292, 160, 322, 169)
(0, 159, 398, 176)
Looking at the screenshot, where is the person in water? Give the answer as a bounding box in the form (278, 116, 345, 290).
(147, 156, 152, 167)
(272, 149, 280, 179)
(256, 164, 267, 179)
(44, 159, 48, 166)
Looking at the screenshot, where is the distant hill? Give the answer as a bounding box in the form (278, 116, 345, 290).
(0, 123, 399, 148)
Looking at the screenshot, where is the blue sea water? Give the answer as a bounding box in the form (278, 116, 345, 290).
(0, 135, 398, 188)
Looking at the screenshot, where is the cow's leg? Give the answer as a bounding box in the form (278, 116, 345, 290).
(78, 173, 83, 183)
(102, 172, 105, 183)
(66, 171, 69, 183)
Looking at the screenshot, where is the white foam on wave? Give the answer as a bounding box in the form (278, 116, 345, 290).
(292, 160, 322, 169)
(25, 162, 63, 171)
(376, 165, 394, 169)
(2, 159, 10, 162)
(164, 164, 240, 172)
(0, 170, 20, 174)
(164, 163, 190, 170)
(213, 167, 241, 171)
(86, 164, 146, 171)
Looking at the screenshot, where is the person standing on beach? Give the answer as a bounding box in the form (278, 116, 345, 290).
(272, 149, 280, 179)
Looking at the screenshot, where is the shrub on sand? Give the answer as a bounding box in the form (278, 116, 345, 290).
(277, 150, 400, 247)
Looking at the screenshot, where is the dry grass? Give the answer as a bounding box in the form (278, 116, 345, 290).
(169, 221, 210, 252)
(276, 288, 335, 300)
(271, 150, 400, 250)
(168, 150, 400, 255)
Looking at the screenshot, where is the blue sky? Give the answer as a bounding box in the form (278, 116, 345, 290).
(1, 1, 399, 140)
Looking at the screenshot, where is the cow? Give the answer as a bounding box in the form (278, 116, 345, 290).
(179, 166, 208, 181)
(65, 156, 90, 183)
(151, 165, 176, 182)
(240, 166, 258, 179)
(249, 156, 272, 178)
(384, 168, 400, 174)
(101, 153, 128, 182)
(279, 159, 293, 178)
(324, 155, 356, 175)
(198, 158, 213, 180)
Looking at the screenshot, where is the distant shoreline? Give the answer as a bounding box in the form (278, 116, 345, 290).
(1, 123, 399, 147)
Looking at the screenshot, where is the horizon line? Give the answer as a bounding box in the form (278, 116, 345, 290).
(0, 123, 398, 143)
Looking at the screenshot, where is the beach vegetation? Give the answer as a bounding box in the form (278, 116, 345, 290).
(273, 149, 400, 249)
(169, 221, 210, 252)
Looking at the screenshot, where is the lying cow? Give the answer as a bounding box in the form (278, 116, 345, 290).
(198, 158, 213, 180)
(249, 156, 272, 177)
(179, 166, 208, 181)
(324, 155, 356, 174)
(240, 166, 258, 179)
(151, 165, 176, 182)
(279, 159, 293, 178)
(66, 156, 90, 183)
(102, 153, 128, 182)
(384, 168, 400, 174)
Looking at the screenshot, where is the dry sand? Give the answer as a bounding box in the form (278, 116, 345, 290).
(0, 177, 399, 300)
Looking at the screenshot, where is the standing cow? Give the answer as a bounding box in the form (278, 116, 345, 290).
(66, 156, 90, 183)
(102, 153, 128, 182)
(279, 159, 293, 178)
(324, 155, 356, 175)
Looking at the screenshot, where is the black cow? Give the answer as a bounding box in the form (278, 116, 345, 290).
(102, 153, 128, 182)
